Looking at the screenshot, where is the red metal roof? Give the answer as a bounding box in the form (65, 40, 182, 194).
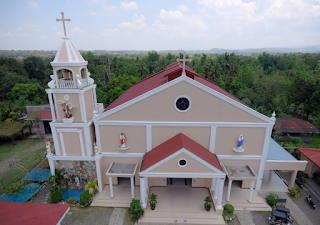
(26, 111, 53, 121)
(275, 118, 319, 134)
(297, 148, 320, 168)
(141, 133, 222, 172)
(105, 61, 242, 111)
(0, 202, 69, 225)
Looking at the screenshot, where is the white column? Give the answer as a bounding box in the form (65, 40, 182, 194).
(216, 178, 225, 209)
(93, 87, 98, 113)
(210, 178, 216, 192)
(248, 180, 255, 203)
(139, 177, 146, 208)
(48, 93, 56, 122)
(47, 155, 55, 175)
(226, 179, 233, 202)
(214, 178, 219, 199)
(146, 125, 152, 152)
(79, 92, 87, 122)
(95, 157, 103, 192)
(145, 177, 149, 191)
(78, 130, 85, 156)
(209, 126, 217, 153)
(109, 177, 114, 198)
(57, 129, 66, 156)
(130, 177, 135, 199)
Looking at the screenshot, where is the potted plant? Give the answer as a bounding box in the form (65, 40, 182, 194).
(204, 196, 212, 212)
(149, 192, 158, 210)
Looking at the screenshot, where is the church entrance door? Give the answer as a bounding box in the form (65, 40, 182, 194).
(167, 178, 191, 186)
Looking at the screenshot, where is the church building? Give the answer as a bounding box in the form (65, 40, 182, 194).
(46, 13, 307, 224)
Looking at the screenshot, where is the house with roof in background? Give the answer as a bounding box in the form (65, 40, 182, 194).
(44, 12, 307, 224)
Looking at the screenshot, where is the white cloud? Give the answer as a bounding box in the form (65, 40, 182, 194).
(121, 1, 139, 10)
(119, 13, 145, 29)
(40, 35, 47, 38)
(0, 31, 13, 37)
(19, 32, 31, 37)
(90, 0, 106, 3)
(18, 23, 40, 32)
(152, 20, 166, 31)
(178, 5, 189, 12)
(103, 5, 117, 10)
(100, 28, 119, 37)
(28, 1, 38, 8)
(90, 12, 97, 16)
(71, 27, 85, 34)
(159, 9, 183, 20)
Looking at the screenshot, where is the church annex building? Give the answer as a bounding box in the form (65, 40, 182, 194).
(45, 13, 307, 224)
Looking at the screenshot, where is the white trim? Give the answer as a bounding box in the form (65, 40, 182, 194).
(49, 121, 93, 128)
(65, 39, 72, 62)
(50, 126, 61, 155)
(256, 124, 274, 190)
(146, 125, 152, 152)
(53, 39, 63, 62)
(217, 155, 262, 160)
(58, 130, 66, 156)
(92, 87, 98, 113)
(178, 158, 188, 167)
(101, 152, 144, 158)
(266, 160, 308, 164)
(84, 126, 92, 156)
(142, 148, 225, 174)
(48, 93, 56, 122)
(69, 39, 79, 61)
(51, 62, 88, 67)
(46, 84, 95, 94)
(79, 92, 87, 122)
(56, 206, 70, 225)
(95, 157, 103, 192)
(94, 120, 270, 127)
(53, 93, 60, 121)
(139, 177, 146, 208)
(138, 172, 226, 178)
(94, 75, 273, 123)
(47, 155, 55, 175)
(174, 95, 191, 112)
(56, 128, 84, 156)
(78, 130, 85, 156)
(209, 126, 216, 153)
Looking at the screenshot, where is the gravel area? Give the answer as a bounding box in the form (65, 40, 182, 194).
(61, 206, 114, 225)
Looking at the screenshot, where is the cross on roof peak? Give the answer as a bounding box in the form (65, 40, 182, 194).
(177, 52, 192, 76)
(56, 12, 71, 37)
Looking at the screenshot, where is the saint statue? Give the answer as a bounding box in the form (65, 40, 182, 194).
(75, 176, 80, 186)
(94, 142, 99, 156)
(58, 101, 76, 118)
(119, 133, 126, 148)
(46, 141, 52, 155)
(237, 135, 244, 148)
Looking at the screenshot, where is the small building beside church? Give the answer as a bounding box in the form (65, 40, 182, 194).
(45, 13, 307, 224)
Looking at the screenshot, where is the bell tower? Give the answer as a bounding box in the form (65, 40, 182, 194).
(46, 12, 99, 160)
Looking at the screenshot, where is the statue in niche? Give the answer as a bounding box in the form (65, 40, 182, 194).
(118, 133, 129, 150)
(233, 134, 244, 153)
(75, 176, 80, 186)
(58, 101, 76, 118)
(46, 141, 52, 155)
(94, 142, 99, 156)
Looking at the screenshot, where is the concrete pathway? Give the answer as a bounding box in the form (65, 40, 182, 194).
(234, 211, 254, 225)
(109, 208, 126, 225)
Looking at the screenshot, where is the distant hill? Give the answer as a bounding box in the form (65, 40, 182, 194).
(1, 45, 319, 58)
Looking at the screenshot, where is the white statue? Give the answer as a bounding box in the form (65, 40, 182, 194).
(46, 141, 52, 155)
(233, 134, 244, 153)
(58, 101, 76, 118)
(75, 176, 80, 186)
(88, 72, 95, 85)
(94, 142, 99, 156)
(48, 75, 56, 88)
(120, 133, 126, 148)
(76, 74, 83, 88)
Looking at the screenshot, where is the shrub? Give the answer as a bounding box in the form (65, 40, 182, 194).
(266, 194, 276, 207)
(66, 197, 73, 204)
(80, 191, 91, 205)
(6, 182, 25, 195)
(128, 199, 144, 222)
(50, 190, 63, 203)
(224, 204, 234, 214)
(290, 187, 301, 198)
(85, 178, 98, 195)
(148, 193, 158, 209)
(204, 196, 212, 211)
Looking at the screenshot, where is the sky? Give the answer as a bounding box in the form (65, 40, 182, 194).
(0, 0, 320, 51)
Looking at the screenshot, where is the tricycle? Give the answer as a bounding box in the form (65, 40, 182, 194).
(268, 209, 293, 225)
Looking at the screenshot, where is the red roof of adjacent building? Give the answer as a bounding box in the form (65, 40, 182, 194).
(26, 111, 53, 121)
(141, 133, 222, 172)
(297, 148, 320, 168)
(105, 61, 242, 111)
(275, 118, 319, 134)
(0, 202, 70, 225)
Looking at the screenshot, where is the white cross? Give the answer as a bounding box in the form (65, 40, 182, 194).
(56, 12, 71, 37)
(177, 52, 192, 76)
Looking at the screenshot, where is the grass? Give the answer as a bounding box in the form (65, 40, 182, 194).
(0, 138, 46, 194)
(305, 134, 320, 148)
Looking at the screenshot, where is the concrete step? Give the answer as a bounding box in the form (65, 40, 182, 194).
(139, 211, 225, 225)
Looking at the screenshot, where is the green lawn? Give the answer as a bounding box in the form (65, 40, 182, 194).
(0, 138, 46, 194)
(306, 134, 320, 148)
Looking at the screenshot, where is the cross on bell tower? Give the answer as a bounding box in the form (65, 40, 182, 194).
(56, 12, 71, 37)
(177, 52, 192, 76)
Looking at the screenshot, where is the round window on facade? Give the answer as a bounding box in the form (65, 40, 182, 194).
(178, 158, 187, 167)
(175, 96, 191, 112)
